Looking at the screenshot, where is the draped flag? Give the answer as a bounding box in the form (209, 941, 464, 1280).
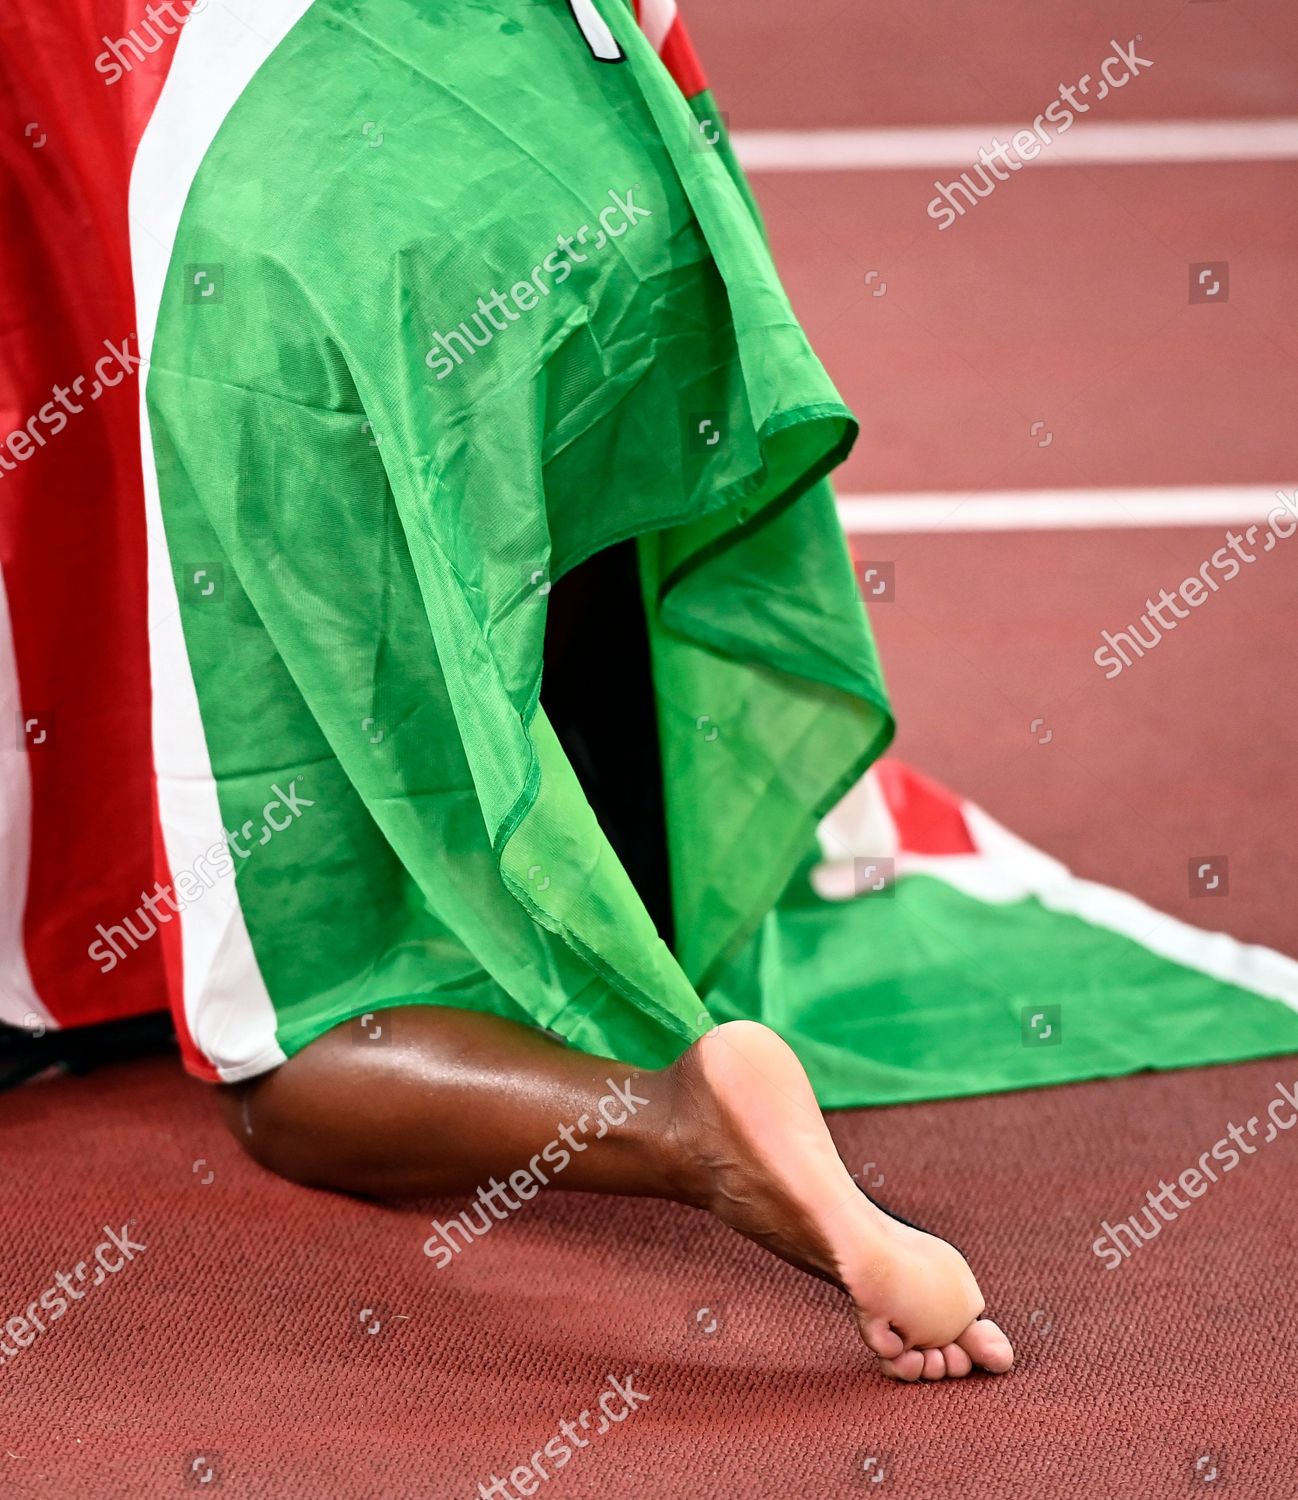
(2, 0, 1295, 1098)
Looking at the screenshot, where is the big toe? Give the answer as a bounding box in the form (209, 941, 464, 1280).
(957, 1317, 1014, 1374)
(858, 1316, 905, 1361)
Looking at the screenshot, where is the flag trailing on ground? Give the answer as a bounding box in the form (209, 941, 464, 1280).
(759, 762, 1298, 1105)
(2, 0, 1296, 1098)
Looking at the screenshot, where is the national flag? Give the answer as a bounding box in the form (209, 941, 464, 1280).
(2, 0, 1294, 1103)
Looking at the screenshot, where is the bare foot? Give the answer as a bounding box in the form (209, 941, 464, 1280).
(669, 1020, 1014, 1382)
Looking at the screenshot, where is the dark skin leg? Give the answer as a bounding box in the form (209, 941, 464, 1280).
(218, 1007, 694, 1202)
(226, 542, 680, 1203)
(215, 548, 1013, 1380)
(218, 1009, 1015, 1381)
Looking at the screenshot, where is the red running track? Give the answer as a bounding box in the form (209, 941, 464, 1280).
(2, 1052, 1296, 1497)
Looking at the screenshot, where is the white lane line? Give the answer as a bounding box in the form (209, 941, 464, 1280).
(735, 118, 1298, 172)
(836, 486, 1296, 533)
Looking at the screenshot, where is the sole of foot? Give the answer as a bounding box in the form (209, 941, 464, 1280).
(678, 1020, 1014, 1382)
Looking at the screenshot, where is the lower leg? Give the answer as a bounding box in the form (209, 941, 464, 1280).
(221, 1008, 1013, 1381)
(219, 1006, 692, 1202)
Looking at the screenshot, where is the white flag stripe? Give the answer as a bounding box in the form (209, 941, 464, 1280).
(957, 804, 1298, 1013)
(129, 0, 307, 1079)
(636, 0, 678, 52)
(814, 768, 1298, 1012)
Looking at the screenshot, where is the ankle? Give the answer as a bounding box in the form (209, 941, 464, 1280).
(649, 1057, 712, 1207)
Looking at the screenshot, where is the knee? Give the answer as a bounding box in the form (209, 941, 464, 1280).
(216, 1074, 325, 1187)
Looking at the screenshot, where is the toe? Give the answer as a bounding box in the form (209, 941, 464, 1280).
(957, 1317, 1015, 1374)
(920, 1347, 946, 1381)
(859, 1317, 905, 1361)
(878, 1348, 926, 1382)
(942, 1342, 972, 1378)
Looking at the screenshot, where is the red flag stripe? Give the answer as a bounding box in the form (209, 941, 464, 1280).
(632, 0, 707, 96)
(875, 760, 977, 857)
(0, 5, 186, 1027)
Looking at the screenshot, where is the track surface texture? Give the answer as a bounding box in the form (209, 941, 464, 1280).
(2, 1053, 1296, 1497)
